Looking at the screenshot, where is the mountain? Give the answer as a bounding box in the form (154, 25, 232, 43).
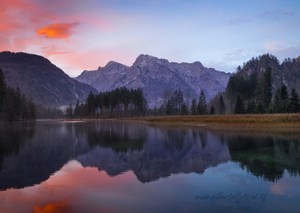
(0, 51, 97, 107)
(76, 54, 231, 108)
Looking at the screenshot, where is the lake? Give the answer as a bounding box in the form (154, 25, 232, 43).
(0, 120, 300, 213)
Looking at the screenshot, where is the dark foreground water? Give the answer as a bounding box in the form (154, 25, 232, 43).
(0, 121, 300, 213)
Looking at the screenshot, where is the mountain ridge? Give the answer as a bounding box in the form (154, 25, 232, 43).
(0, 51, 97, 107)
(76, 54, 231, 108)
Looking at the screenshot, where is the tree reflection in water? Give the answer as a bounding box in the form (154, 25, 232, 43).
(0, 120, 299, 191)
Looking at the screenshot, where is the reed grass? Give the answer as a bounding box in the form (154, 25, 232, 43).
(136, 114, 300, 130)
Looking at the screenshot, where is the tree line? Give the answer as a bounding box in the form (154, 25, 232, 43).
(151, 89, 212, 116)
(0, 68, 36, 121)
(67, 87, 147, 118)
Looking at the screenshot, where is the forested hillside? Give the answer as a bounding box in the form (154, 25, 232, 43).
(0, 68, 36, 121)
(210, 54, 300, 114)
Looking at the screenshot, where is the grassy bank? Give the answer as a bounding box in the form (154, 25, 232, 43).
(35, 114, 300, 130)
(132, 114, 300, 131)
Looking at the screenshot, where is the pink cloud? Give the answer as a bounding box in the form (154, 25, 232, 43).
(0, 0, 133, 76)
(0, 0, 55, 52)
(46, 48, 135, 76)
(0, 0, 41, 33)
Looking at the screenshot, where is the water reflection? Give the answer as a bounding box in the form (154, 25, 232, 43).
(0, 123, 35, 171)
(0, 121, 300, 191)
(0, 122, 90, 190)
(77, 124, 230, 182)
(0, 121, 300, 212)
(228, 134, 300, 181)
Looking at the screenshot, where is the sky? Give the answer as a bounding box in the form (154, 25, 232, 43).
(1, 0, 300, 77)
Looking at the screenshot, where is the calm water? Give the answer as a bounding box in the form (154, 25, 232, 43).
(0, 121, 300, 213)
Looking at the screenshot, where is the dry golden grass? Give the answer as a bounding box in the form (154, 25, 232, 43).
(130, 114, 300, 131)
(143, 114, 300, 123)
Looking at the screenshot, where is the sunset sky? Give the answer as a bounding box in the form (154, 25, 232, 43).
(1, 0, 300, 76)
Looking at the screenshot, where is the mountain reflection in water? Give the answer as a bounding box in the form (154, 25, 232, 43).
(1, 121, 299, 189)
(0, 121, 300, 212)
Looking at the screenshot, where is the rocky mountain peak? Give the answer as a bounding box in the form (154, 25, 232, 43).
(192, 61, 204, 67)
(133, 54, 169, 67)
(76, 54, 231, 108)
(104, 61, 127, 70)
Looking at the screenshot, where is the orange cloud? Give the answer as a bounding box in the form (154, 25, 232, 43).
(33, 201, 71, 213)
(37, 23, 79, 39)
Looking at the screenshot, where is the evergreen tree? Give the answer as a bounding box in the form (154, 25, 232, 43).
(0, 68, 6, 112)
(164, 90, 184, 115)
(181, 103, 188, 115)
(219, 95, 225, 114)
(1, 87, 34, 121)
(234, 95, 244, 114)
(210, 106, 215, 115)
(263, 67, 272, 109)
(246, 101, 256, 114)
(255, 102, 265, 114)
(20, 94, 28, 120)
(2, 87, 17, 121)
(165, 100, 172, 115)
(280, 84, 289, 113)
(190, 98, 197, 115)
(288, 88, 300, 113)
(74, 100, 80, 117)
(66, 104, 73, 118)
(198, 90, 207, 115)
(86, 92, 96, 116)
(27, 101, 36, 120)
(272, 88, 281, 113)
(14, 88, 22, 119)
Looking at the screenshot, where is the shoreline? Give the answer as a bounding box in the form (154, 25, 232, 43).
(33, 113, 300, 130)
(130, 114, 300, 135)
(35, 113, 300, 126)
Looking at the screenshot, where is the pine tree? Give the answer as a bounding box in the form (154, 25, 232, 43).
(2, 87, 22, 121)
(190, 98, 197, 115)
(198, 90, 207, 115)
(288, 88, 300, 113)
(246, 101, 256, 114)
(210, 106, 215, 115)
(66, 104, 73, 118)
(0, 68, 6, 113)
(28, 101, 36, 120)
(255, 102, 265, 114)
(280, 84, 289, 113)
(165, 100, 172, 115)
(219, 95, 225, 114)
(272, 88, 281, 113)
(263, 67, 272, 109)
(86, 92, 96, 116)
(235, 95, 244, 114)
(74, 100, 80, 117)
(181, 103, 188, 115)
